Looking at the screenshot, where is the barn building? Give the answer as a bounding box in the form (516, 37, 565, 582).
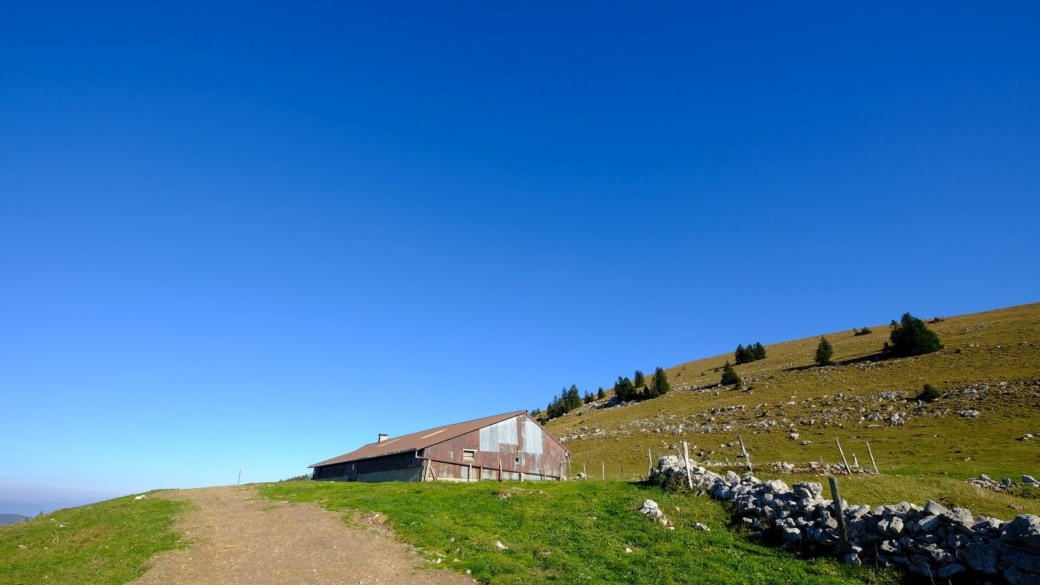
(309, 411, 570, 483)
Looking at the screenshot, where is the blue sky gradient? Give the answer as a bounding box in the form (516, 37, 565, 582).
(2, 2, 1038, 503)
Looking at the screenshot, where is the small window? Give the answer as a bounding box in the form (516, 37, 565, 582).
(462, 449, 476, 462)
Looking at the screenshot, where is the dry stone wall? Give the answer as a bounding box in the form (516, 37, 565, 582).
(655, 456, 1040, 584)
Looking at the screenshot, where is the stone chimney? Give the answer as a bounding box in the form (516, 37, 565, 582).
(377, 433, 389, 443)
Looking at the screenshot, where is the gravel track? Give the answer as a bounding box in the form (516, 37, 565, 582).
(131, 485, 475, 585)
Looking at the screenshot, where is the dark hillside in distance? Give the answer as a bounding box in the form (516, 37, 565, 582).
(0, 514, 31, 526)
(0, 500, 76, 517)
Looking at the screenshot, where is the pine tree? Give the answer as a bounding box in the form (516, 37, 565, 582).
(720, 361, 742, 387)
(751, 342, 767, 360)
(597, 387, 606, 400)
(651, 366, 671, 397)
(565, 385, 582, 410)
(633, 370, 645, 387)
(614, 376, 636, 401)
(815, 336, 833, 366)
(734, 344, 749, 365)
(546, 394, 564, 419)
(888, 312, 944, 357)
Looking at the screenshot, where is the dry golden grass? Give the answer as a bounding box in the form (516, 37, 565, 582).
(547, 302, 1040, 517)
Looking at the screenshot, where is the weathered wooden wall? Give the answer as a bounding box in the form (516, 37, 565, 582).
(312, 414, 569, 482)
(423, 414, 569, 481)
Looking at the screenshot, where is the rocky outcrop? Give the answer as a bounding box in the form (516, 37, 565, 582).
(655, 456, 1040, 583)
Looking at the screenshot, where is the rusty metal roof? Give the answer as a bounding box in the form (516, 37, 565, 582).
(309, 410, 530, 468)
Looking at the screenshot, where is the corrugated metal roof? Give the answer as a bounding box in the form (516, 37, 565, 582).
(309, 411, 530, 468)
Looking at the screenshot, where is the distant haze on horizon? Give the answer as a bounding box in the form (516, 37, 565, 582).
(2, 2, 1038, 503)
(0, 482, 120, 514)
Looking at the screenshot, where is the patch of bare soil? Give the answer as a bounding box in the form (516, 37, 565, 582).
(131, 485, 475, 585)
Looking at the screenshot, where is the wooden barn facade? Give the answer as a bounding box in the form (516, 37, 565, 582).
(309, 411, 570, 483)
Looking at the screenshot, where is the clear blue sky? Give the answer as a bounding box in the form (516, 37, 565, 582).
(2, 2, 1038, 503)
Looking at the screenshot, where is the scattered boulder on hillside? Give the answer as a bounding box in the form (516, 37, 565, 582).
(555, 380, 1032, 446)
(638, 499, 672, 527)
(970, 475, 1040, 495)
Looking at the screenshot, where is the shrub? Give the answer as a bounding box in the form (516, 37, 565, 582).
(919, 383, 941, 402)
(660, 473, 692, 493)
(888, 312, 944, 357)
(853, 327, 873, 336)
(1010, 484, 1040, 500)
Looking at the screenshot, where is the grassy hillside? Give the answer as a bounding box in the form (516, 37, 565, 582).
(546, 302, 1040, 515)
(0, 493, 188, 584)
(5, 302, 1036, 585)
(262, 480, 885, 584)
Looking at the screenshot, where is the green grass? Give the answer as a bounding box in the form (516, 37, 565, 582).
(5, 303, 1036, 584)
(547, 302, 1040, 516)
(746, 472, 1040, 519)
(262, 479, 888, 585)
(833, 474, 1040, 518)
(0, 493, 189, 585)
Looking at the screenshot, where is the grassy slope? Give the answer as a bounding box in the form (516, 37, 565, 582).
(546, 302, 1040, 517)
(7, 302, 1036, 584)
(0, 493, 189, 585)
(261, 480, 886, 585)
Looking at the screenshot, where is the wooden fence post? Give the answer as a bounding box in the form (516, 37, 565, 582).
(601, 461, 605, 481)
(683, 441, 694, 490)
(737, 435, 753, 473)
(865, 440, 880, 474)
(835, 438, 851, 474)
(647, 449, 653, 479)
(828, 476, 850, 554)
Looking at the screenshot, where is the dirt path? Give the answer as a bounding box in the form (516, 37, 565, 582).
(132, 485, 475, 585)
